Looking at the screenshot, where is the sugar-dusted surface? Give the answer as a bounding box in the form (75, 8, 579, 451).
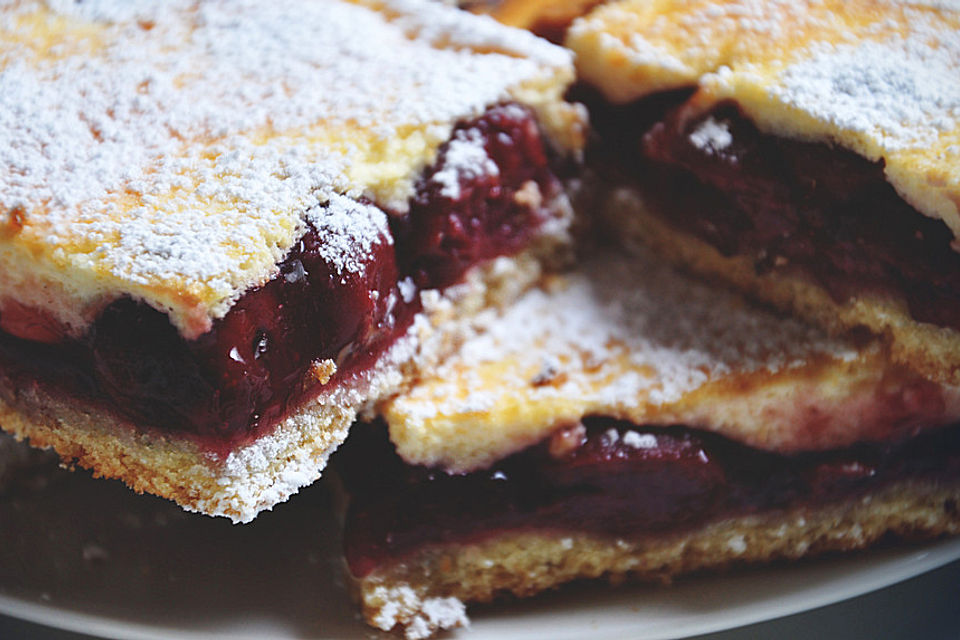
(384, 248, 960, 472)
(568, 0, 960, 237)
(430, 129, 500, 201)
(0, 0, 576, 337)
(567, 0, 830, 102)
(689, 117, 732, 153)
(769, 38, 960, 153)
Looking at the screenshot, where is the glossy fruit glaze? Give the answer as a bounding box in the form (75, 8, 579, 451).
(581, 88, 960, 330)
(0, 104, 561, 448)
(339, 419, 960, 578)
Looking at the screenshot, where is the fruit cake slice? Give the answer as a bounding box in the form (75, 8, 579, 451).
(338, 250, 960, 638)
(0, 0, 585, 522)
(564, 0, 960, 384)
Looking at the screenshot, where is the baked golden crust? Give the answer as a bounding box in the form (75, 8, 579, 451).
(357, 477, 960, 638)
(0, 0, 583, 338)
(0, 352, 356, 523)
(567, 0, 960, 240)
(382, 250, 960, 473)
(462, 0, 605, 40)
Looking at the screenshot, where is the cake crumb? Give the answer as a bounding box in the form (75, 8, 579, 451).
(726, 534, 747, 554)
(622, 430, 658, 449)
(309, 359, 337, 385)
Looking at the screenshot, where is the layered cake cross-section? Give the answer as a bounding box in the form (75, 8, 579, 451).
(0, 0, 585, 521)
(565, 0, 960, 384)
(338, 250, 960, 638)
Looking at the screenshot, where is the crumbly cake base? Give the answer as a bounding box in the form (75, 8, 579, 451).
(599, 186, 960, 385)
(0, 244, 560, 523)
(356, 477, 960, 639)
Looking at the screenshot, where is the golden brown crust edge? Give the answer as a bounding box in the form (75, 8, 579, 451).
(0, 242, 565, 522)
(599, 187, 960, 386)
(356, 477, 960, 639)
(0, 356, 359, 523)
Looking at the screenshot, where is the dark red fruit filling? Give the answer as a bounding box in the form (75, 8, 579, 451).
(642, 101, 960, 328)
(0, 219, 404, 447)
(339, 419, 960, 578)
(394, 103, 563, 290)
(91, 224, 405, 441)
(0, 103, 562, 446)
(582, 89, 960, 330)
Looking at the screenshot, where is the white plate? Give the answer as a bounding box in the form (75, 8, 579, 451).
(1, 467, 959, 640)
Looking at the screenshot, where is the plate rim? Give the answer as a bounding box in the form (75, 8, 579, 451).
(3, 537, 960, 640)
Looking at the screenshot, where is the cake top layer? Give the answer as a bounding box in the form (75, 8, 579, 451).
(383, 249, 960, 472)
(0, 0, 578, 338)
(567, 0, 960, 239)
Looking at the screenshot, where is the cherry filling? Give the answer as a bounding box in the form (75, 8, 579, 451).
(339, 419, 960, 578)
(0, 222, 404, 446)
(583, 89, 960, 330)
(394, 103, 563, 290)
(0, 103, 562, 447)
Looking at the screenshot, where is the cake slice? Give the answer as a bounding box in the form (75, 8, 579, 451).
(338, 250, 960, 638)
(564, 0, 960, 384)
(0, 0, 585, 521)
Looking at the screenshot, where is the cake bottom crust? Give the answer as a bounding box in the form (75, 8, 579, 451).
(356, 477, 960, 639)
(0, 252, 555, 523)
(598, 187, 960, 386)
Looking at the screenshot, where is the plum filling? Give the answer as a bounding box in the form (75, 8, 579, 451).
(0, 103, 562, 448)
(339, 419, 960, 578)
(583, 89, 960, 330)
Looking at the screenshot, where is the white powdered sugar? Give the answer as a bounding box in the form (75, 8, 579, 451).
(626, 32, 690, 72)
(305, 193, 391, 276)
(460, 251, 849, 404)
(398, 247, 853, 425)
(369, 583, 468, 639)
(622, 430, 658, 449)
(430, 128, 500, 200)
(0, 0, 571, 328)
(386, 247, 875, 472)
(772, 34, 960, 151)
(689, 116, 733, 153)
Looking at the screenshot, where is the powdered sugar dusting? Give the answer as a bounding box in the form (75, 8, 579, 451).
(387, 248, 862, 471)
(622, 430, 658, 449)
(0, 0, 571, 333)
(772, 34, 960, 151)
(306, 193, 391, 276)
(388, 249, 856, 428)
(457, 253, 848, 403)
(689, 116, 733, 153)
(368, 583, 468, 639)
(430, 129, 499, 200)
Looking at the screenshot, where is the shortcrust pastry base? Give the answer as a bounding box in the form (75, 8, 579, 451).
(599, 186, 960, 386)
(0, 242, 563, 523)
(356, 477, 960, 639)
